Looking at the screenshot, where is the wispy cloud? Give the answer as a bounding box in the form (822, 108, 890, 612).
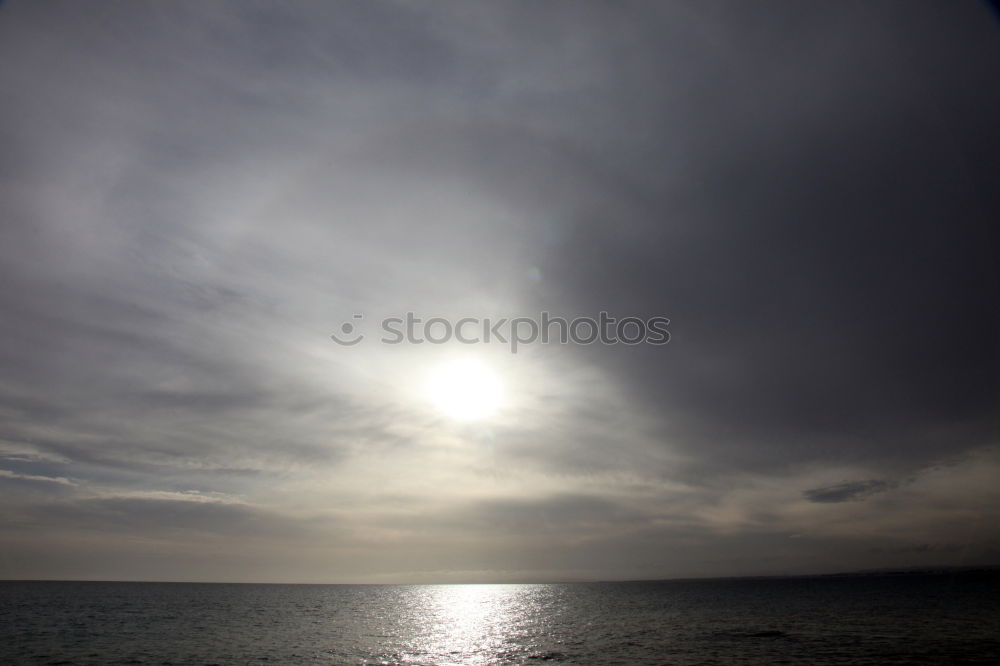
(0, 469, 76, 486)
(803, 480, 893, 504)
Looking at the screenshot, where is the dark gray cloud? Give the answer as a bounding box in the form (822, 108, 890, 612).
(0, 0, 997, 582)
(528, 2, 1000, 474)
(803, 480, 893, 504)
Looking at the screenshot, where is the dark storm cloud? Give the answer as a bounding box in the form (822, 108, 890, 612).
(803, 480, 893, 504)
(525, 0, 1000, 474)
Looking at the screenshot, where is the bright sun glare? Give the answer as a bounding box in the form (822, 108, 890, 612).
(424, 358, 503, 421)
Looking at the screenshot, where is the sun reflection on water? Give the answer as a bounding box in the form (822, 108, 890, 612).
(394, 584, 554, 666)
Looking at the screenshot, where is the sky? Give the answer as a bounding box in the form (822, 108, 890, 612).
(0, 1, 998, 583)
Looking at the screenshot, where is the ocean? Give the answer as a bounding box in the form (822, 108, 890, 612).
(2, 572, 998, 665)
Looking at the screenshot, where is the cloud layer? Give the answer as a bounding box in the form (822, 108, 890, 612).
(0, 0, 997, 582)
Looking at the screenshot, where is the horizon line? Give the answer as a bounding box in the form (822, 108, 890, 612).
(3, 565, 997, 586)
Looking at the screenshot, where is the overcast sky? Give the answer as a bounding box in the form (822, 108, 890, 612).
(1, 1, 998, 583)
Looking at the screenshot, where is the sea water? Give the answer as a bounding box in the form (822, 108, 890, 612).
(2, 572, 998, 665)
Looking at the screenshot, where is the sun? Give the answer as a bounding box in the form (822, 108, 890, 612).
(424, 358, 503, 421)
